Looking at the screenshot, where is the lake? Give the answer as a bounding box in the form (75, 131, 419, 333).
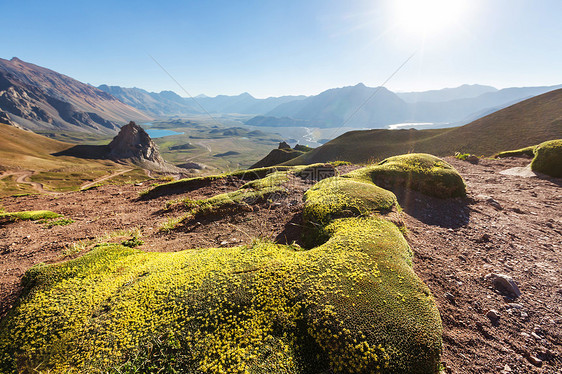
(145, 129, 184, 138)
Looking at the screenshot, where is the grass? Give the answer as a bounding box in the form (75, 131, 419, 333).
(530, 139, 562, 177)
(143, 164, 330, 199)
(0, 210, 61, 222)
(282, 89, 562, 165)
(41, 218, 75, 228)
(0, 223, 442, 374)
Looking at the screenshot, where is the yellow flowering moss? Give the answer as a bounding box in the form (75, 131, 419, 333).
(345, 153, 466, 198)
(0, 155, 447, 373)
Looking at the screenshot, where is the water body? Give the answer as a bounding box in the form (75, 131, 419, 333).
(145, 129, 184, 138)
(387, 122, 436, 130)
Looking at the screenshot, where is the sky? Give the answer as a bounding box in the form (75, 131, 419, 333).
(4, 0, 562, 98)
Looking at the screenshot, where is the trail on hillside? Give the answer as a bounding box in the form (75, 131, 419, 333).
(0, 171, 58, 194)
(80, 169, 133, 190)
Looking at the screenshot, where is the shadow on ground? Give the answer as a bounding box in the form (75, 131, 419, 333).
(53, 145, 109, 159)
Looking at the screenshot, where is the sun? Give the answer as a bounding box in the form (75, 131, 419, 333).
(391, 0, 469, 36)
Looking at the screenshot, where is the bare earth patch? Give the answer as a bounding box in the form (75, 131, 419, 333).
(0, 157, 560, 373)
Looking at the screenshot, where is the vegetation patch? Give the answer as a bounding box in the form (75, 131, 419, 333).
(530, 139, 562, 177)
(495, 145, 536, 158)
(0, 210, 61, 222)
(0, 224, 441, 374)
(121, 236, 144, 248)
(0, 155, 449, 373)
(41, 218, 75, 228)
(143, 164, 330, 199)
(344, 153, 466, 198)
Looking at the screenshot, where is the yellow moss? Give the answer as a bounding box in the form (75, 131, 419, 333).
(0, 156, 445, 374)
(345, 153, 466, 198)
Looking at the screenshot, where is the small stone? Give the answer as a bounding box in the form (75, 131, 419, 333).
(487, 273, 521, 298)
(531, 332, 542, 340)
(486, 309, 500, 322)
(526, 354, 543, 367)
(520, 312, 529, 319)
(501, 364, 512, 373)
(520, 332, 531, 338)
(219, 240, 228, 246)
(508, 303, 523, 309)
(466, 155, 479, 164)
(476, 234, 491, 243)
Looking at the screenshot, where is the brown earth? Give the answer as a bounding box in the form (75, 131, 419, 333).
(0, 157, 560, 373)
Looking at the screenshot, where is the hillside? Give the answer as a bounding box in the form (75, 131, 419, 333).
(283, 89, 562, 165)
(0, 57, 151, 134)
(0, 123, 149, 196)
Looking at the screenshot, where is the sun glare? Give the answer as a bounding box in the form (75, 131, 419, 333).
(392, 0, 469, 36)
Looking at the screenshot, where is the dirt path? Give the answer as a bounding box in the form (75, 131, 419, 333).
(0, 157, 560, 372)
(80, 168, 133, 190)
(0, 171, 57, 194)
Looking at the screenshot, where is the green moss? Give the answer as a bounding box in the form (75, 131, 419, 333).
(345, 153, 466, 198)
(41, 218, 75, 228)
(0, 217, 442, 374)
(143, 164, 330, 199)
(0, 210, 61, 222)
(495, 145, 536, 158)
(241, 171, 289, 190)
(530, 139, 562, 177)
(0, 156, 445, 373)
(303, 177, 397, 227)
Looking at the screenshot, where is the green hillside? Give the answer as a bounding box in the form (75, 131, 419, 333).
(0, 123, 147, 195)
(284, 89, 562, 165)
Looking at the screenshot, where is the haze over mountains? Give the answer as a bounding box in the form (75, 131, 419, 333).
(1, 57, 562, 137)
(100, 80, 562, 129)
(280, 88, 562, 165)
(97, 85, 307, 117)
(0, 57, 151, 134)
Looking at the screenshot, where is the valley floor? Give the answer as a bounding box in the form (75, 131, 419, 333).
(0, 157, 560, 373)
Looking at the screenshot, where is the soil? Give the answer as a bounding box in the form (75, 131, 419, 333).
(0, 157, 561, 373)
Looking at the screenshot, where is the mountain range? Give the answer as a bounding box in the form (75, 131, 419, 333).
(1, 57, 562, 136)
(279, 88, 562, 165)
(101, 81, 562, 129)
(97, 85, 307, 117)
(0, 57, 151, 134)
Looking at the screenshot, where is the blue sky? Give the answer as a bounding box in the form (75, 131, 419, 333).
(4, 0, 562, 98)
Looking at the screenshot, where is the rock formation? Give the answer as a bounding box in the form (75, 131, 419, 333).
(108, 121, 184, 174)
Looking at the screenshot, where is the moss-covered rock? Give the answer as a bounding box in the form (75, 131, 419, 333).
(530, 139, 562, 177)
(0, 156, 445, 374)
(345, 153, 466, 198)
(0, 223, 441, 374)
(495, 145, 536, 158)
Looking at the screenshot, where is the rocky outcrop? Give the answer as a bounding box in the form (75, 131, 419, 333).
(108, 122, 185, 174)
(250, 142, 314, 168)
(109, 122, 164, 163)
